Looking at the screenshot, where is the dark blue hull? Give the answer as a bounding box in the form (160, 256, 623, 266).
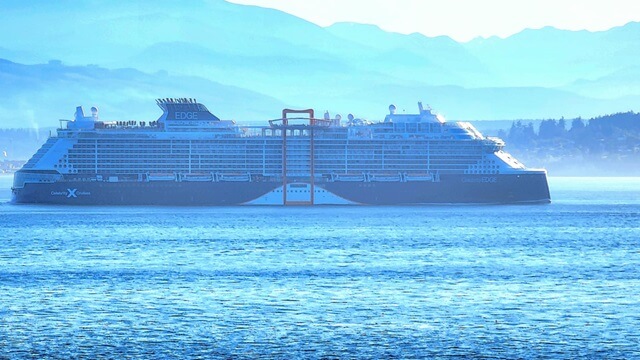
(325, 173, 550, 204)
(12, 173, 550, 205)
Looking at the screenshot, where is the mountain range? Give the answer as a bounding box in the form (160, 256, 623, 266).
(1, 0, 639, 128)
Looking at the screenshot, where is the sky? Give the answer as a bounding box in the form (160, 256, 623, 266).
(227, 0, 640, 42)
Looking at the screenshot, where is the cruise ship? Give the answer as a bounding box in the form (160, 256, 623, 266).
(12, 98, 550, 205)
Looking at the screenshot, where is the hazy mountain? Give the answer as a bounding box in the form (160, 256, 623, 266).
(0, 0, 366, 64)
(0, 59, 286, 128)
(0, 0, 639, 125)
(326, 22, 492, 86)
(464, 22, 640, 87)
(563, 66, 640, 99)
(124, 41, 363, 97)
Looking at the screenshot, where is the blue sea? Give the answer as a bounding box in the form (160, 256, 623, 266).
(1, 175, 639, 359)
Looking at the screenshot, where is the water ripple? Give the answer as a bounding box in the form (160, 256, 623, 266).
(1, 178, 640, 358)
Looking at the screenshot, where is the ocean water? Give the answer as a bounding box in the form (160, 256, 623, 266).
(1, 175, 639, 359)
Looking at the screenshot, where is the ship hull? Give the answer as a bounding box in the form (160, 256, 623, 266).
(12, 173, 550, 205)
(326, 173, 550, 204)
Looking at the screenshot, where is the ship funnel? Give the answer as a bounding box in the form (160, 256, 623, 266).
(155, 97, 220, 122)
(69, 105, 97, 129)
(74, 106, 85, 121)
(389, 104, 397, 115)
(91, 106, 99, 119)
(418, 102, 424, 113)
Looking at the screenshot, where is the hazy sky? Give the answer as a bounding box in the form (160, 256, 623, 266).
(228, 0, 640, 41)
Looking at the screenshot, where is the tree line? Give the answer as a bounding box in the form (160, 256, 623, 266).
(498, 111, 640, 175)
(501, 111, 640, 150)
